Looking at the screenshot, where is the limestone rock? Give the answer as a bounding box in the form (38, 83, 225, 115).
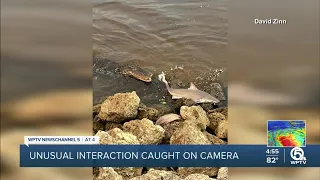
(98, 91, 140, 123)
(123, 118, 165, 144)
(217, 167, 228, 180)
(93, 104, 101, 117)
(94, 167, 123, 180)
(170, 122, 211, 144)
(93, 118, 105, 135)
(203, 132, 227, 145)
(208, 107, 228, 119)
(215, 120, 228, 138)
(180, 106, 210, 130)
(207, 112, 226, 131)
(161, 120, 183, 144)
(174, 98, 197, 110)
(184, 173, 216, 180)
(95, 129, 139, 145)
(114, 167, 142, 179)
(137, 106, 159, 121)
(105, 122, 122, 131)
(178, 167, 219, 178)
(129, 169, 180, 180)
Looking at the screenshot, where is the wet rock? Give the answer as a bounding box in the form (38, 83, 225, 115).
(123, 118, 165, 144)
(217, 167, 228, 180)
(180, 106, 210, 130)
(203, 132, 227, 145)
(170, 122, 211, 144)
(137, 106, 159, 121)
(209, 83, 225, 101)
(207, 112, 226, 130)
(184, 173, 216, 180)
(93, 104, 101, 117)
(178, 167, 219, 178)
(156, 113, 181, 126)
(161, 120, 183, 144)
(95, 129, 140, 144)
(215, 120, 228, 139)
(200, 103, 214, 112)
(105, 122, 122, 131)
(208, 107, 228, 119)
(114, 167, 143, 179)
(98, 91, 140, 123)
(118, 62, 153, 82)
(93, 118, 105, 135)
(149, 104, 174, 117)
(94, 167, 123, 180)
(174, 98, 196, 110)
(129, 169, 180, 180)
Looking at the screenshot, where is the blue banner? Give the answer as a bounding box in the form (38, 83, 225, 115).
(20, 145, 320, 167)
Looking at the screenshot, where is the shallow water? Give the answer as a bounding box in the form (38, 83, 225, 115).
(93, 0, 228, 104)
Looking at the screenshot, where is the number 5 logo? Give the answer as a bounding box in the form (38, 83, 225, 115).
(290, 147, 306, 161)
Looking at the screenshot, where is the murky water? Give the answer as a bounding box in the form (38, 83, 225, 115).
(93, 0, 228, 104)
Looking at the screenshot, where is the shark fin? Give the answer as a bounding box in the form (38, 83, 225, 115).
(188, 82, 198, 90)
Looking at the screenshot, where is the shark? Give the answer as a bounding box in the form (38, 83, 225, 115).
(158, 72, 220, 104)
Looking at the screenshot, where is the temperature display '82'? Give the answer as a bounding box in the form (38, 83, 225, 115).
(266, 157, 279, 163)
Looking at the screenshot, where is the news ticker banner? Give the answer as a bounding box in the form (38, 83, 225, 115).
(20, 136, 320, 167)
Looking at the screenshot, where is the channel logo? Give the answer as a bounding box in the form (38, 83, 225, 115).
(290, 147, 307, 165)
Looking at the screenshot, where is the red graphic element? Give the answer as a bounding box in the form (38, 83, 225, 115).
(278, 136, 296, 146)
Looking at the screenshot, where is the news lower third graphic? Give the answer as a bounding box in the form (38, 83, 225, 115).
(267, 120, 306, 147)
(20, 136, 319, 167)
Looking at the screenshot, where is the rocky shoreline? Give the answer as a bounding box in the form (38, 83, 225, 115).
(93, 91, 228, 180)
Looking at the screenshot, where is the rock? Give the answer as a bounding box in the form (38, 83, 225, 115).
(98, 91, 140, 123)
(93, 118, 105, 135)
(93, 167, 99, 177)
(208, 107, 228, 119)
(184, 174, 216, 180)
(156, 113, 181, 125)
(137, 106, 159, 121)
(161, 120, 183, 144)
(149, 104, 174, 117)
(123, 118, 165, 144)
(209, 83, 225, 101)
(200, 103, 214, 112)
(146, 167, 172, 171)
(94, 167, 123, 180)
(217, 167, 228, 180)
(215, 120, 228, 138)
(174, 98, 196, 110)
(180, 106, 210, 130)
(94, 130, 142, 179)
(178, 167, 219, 178)
(129, 169, 180, 180)
(114, 167, 142, 179)
(203, 132, 227, 145)
(105, 122, 122, 131)
(93, 104, 101, 117)
(95, 129, 140, 144)
(170, 122, 211, 144)
(207, 112, 226, 130)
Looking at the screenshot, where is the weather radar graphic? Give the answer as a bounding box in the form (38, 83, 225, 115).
(267, 120, 306, 147)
